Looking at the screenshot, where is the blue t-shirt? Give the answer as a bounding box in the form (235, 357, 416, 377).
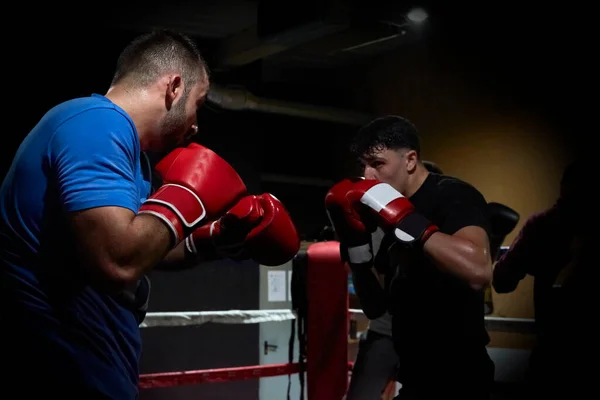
(0, 94, 152, 398)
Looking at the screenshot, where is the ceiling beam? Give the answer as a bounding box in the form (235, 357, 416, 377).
(214, 25, 288, 69)
(213, 0, 350, 69)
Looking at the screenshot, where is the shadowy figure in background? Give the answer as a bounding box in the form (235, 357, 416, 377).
(493, 160, 592, 398)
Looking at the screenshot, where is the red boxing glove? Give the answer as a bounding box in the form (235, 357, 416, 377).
(325, 178, 375, 264)
(139, 143, 247, 246)
(329, 178, 439, 247)
(187, 193, 300, 266)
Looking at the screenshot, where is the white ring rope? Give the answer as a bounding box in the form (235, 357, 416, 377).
(140, 309, 297, 328)
(141, 308, 535, 333)
(141, 309, 367, 328)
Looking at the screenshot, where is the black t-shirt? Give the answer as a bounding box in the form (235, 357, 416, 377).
(375, 173, 491, 369)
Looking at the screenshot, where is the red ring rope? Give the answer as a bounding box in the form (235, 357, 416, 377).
(140, 363, 301, 388)
(140, 361, 355, 389)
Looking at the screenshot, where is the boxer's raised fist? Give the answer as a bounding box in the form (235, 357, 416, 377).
(331, 178, 438, 246)
(325, 178, 376, 242)
(325, 178, 375, 264)
(139, 143, 247, 246)
(188, 193, 300, 266)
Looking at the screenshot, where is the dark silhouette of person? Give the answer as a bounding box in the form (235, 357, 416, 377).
(493, 160, 592, 398)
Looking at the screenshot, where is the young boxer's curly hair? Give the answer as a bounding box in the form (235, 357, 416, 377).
(350, 115, 421, 160)
(110, 29, 209, 95)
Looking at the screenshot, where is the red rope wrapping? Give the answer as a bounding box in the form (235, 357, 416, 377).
(139, 363, 301, 389)
(306, 241, 349, 400)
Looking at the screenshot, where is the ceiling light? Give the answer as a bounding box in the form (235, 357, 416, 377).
(407, 7, 428, 23)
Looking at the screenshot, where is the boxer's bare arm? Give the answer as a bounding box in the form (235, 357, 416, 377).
(70, 206, 172, 289)
(158, 242, 187, 268)
(155, 241, 222, 271)
(423, 225, 492, 291)
(154, 241, 204, 271)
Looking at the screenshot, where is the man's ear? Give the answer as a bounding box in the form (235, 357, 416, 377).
(165, 75, 184, 110)
(405, 150, 418, 172)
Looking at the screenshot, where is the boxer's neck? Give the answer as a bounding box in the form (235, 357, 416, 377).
(104, 85, 160, 151)
(404, 165, 429, 198)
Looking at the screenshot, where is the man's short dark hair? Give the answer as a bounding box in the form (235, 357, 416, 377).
(349, 115, 421, 160)
(111, 30, 209, 93)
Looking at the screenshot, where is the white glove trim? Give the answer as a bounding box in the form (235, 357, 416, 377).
(143, 184, 207, 227)
(185, 235, 197, 255)
(394, 228, 415, 242)
(138, 209, 181, 244)
(360, 183, 404, 212)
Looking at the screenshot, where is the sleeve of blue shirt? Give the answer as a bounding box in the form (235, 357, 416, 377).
(48, 108, 141, 214)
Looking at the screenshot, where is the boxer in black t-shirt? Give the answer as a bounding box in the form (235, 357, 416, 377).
(326, 116, 494, 399)
(344, 161, 449, 400)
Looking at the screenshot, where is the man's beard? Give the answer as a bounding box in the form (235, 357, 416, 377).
(160, 97, 189, 149)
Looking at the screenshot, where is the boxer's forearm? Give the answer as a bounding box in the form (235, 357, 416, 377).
(103, 214, 173, 281)
(155, 241, 189, 270)
(423, 230, 492, 291)
(492, 262, 524, 293)
(154, 240, 223, 271)
(351, 266, 388, 319)
(492, 234, 532, 293)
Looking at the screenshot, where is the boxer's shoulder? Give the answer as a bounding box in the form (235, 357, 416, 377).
(46, 94, 134, 136)
(434, 174, 474, 191)
(431, 174, 485, 204)
(46, 96, 138, 157)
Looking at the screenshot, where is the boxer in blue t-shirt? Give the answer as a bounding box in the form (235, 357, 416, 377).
(0, 30, 216, 398)
(0, 29, 301, 398)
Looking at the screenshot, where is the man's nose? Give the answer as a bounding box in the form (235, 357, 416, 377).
(363, 166, 377, 179)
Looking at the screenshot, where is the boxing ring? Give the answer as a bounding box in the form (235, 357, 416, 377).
(139, 241, 349, 399)
(138, 242, 535, 398)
